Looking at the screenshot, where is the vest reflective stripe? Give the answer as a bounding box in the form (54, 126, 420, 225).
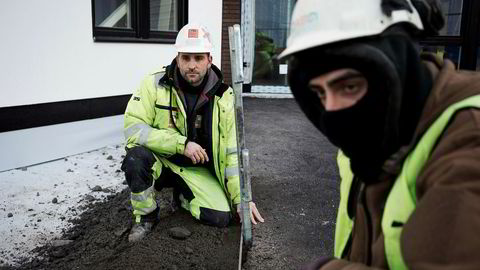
(334, 150, 355, 258)
(130, 186, 154, 203)
(124, 123, 152, 145)
(382, 95, 480, 269)
(131, 192, 148, 202)
(226, 147, 237, 155)
(225, 166, 239, 178)
(131, 187, 157, 223)
(334, 95, 480, 267)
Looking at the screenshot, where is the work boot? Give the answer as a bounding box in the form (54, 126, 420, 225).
(128, 208, 159, 242)
(128, 221, 154, 242)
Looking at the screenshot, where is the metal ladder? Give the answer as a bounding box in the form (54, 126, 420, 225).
(228, 24, 253, 269)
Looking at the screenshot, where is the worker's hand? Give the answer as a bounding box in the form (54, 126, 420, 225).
(236, 202, 265, 225)
(184, 141, 209, 164)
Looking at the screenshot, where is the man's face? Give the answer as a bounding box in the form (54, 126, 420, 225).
(176, 53, 212, 87)
(308, 68, 368, 111)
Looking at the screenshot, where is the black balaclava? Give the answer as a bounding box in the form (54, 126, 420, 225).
(288, 27, 432, 182)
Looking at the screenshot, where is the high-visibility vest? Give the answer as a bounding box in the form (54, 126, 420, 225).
(124, 68, 241, 205)
(335, 95, 480, 269)
(334, 150, 354, 258)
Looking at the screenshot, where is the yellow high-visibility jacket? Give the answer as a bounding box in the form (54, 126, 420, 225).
(124, 64, 241, 206)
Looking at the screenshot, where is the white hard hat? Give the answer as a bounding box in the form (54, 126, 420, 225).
(175, 22, 213, 53)
(278, 0, 424, 59)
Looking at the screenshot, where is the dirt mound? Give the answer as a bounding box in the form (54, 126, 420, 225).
(10, 188, 240, 270)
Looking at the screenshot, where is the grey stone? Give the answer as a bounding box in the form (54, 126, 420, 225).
(7, 213, 13, 218)
(91, 185, 102, 192)
(51, 240, 73, 247)
(106, 155, 114, 160)
(168, 227, 191, 240)
(185, 247, 193, 254)
(52, 198, 58, 204)
(85, 195, 95, 202)
(114, 227, 128, 237)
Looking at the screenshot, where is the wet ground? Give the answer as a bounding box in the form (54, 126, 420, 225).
(1, 98, 340, 270)
(242, 98, 339, 269)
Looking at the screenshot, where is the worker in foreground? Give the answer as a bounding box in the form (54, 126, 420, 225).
(280, 0, 480, 268)
(122, 22, 263, 242)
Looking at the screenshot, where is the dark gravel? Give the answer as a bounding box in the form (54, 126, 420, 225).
(242, 98, 339, 269)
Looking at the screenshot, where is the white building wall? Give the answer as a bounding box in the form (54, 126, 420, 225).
(0, 0, 224, 171)
(0, 0, 223, 107)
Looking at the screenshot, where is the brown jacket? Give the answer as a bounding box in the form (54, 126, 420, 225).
(323, 57, 480, 269)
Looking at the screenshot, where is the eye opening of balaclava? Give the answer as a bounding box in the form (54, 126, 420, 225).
(287, 26, 429, 181)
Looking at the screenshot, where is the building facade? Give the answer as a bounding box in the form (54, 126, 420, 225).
(0, 0, 224, 171)
(1, 0, 478, 171)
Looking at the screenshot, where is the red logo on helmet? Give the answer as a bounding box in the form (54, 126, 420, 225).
(188, 29, 198, 38)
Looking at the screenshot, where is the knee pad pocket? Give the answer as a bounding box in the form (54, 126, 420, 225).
(199, 207, 232, 228)
(122, 146, 157, 192)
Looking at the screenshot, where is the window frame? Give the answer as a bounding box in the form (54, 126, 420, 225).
(91, 0, 188, 44)
(419, 0, 480, 70)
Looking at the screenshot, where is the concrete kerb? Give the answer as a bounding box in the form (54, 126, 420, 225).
(242, 93, 294, 99)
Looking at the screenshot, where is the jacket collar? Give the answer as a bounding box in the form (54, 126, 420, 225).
(383, 53, 480, 176)
(163, 57, 225, 112)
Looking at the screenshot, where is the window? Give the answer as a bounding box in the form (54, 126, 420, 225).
(418, 0, 480, 70)
(252, 0, 296, 88)
(438, 0, 463, 36)
(477, 47, 480, 71)
(92, 0, 188, 43)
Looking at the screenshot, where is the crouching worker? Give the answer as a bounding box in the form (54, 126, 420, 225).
(122, 23, 264, 242)
(280, 0, 480, 268)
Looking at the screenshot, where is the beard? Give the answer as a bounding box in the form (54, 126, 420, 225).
(182, 71, 206, 86)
